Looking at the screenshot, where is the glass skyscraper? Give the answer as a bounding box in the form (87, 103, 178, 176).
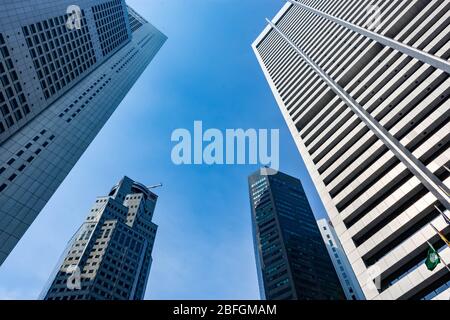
(248, 169, 345, 300)
(0, 0, 166, 265)
(41, 176, 158, 300)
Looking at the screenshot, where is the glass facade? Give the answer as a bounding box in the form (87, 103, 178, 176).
(249, 169, 345, 300)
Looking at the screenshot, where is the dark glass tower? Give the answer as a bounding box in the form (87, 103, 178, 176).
(248, 169, 345, 300)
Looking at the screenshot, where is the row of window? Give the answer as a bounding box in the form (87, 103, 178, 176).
(24, 12, 96, 100)
(58, 74, 110, 123)
(115, 49, 138, 73)
(128, 11, 143, 33)
(93, 0, 129, 57)
(0, 130, 55, 193)
(0, 36, 31, 134)
(111, 47, 135, 70)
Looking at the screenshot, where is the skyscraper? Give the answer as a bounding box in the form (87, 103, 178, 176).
(253, 1, 449, 300)
(0, 0, 166, 265)
(317, 218, 364, 300)
(248, 169, 345, 300)
(41, 176, 159, 300)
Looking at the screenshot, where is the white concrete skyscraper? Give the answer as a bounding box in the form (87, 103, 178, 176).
(253, 1, 449, 300)
(0, 0, 166, 265)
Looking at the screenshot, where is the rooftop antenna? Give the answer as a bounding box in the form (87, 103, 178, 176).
(147, 183, 163, 190)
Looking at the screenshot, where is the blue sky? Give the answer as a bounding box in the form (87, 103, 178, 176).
(0, 0, 328, 300)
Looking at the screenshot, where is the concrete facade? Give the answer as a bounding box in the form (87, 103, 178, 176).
(253, 1, 450, 300)
(41, 176, 158, 300)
